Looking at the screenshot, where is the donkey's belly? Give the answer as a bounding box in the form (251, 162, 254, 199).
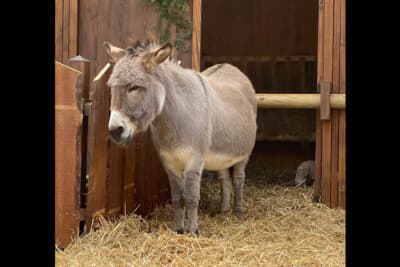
(204, 151, 247, 171)
(159, 147, 247, 177)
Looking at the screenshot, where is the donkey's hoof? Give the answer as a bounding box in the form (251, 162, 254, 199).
(188, 229, 199, 237)
(233, 208, 245, 219)
(172, 226, 184, 234)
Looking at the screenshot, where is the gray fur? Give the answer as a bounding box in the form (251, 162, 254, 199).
(105, 41, 257, 235)
(294, 160, 316, 187)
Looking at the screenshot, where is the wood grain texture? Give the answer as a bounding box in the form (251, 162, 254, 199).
(192, 0, 202, 71)
(320, 0, 333, 206)
(55, 61, 82, 248)
(55, 0, 63, 62)
(77, 0, 171, 218)
(314, 0, 325, 202)
(330, 0, 341, 207)
(320, 81, 331, 120)
(315, 0, 346, 208)
(85, 63, 112, 231)
(256, 93, 345, 109)
(338, 0, 346, 208)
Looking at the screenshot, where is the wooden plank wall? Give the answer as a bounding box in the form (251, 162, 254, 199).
(79, 0, 195, 223)
(314, 0, 345, 208)
(78, 0, 193, 81)
(55, 62, 83, 247)
(55, 0, 196, 235)
(200, 0, 318, 172)
(55, 0, 78, 68)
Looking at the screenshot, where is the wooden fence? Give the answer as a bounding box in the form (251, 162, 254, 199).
(55, 61, 85, 248)
(201, 55, 317, 93)
(55, 60, 346, 247)
(55, 60, 171, 247)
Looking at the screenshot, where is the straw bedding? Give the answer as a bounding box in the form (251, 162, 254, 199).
(56, 176, 345, 266)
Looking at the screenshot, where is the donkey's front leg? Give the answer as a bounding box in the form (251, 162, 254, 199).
(182, 158, 204, 236)
(166, 169, 185, 234)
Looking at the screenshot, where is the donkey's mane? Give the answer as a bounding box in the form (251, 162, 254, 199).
(126, 40, 179, 64)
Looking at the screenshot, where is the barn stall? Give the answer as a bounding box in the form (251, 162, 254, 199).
(55, 0, 346, 264)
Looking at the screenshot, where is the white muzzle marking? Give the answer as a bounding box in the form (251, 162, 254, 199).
(109, 110, 137, 140)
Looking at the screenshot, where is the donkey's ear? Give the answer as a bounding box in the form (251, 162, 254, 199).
(103, 41, 125, 63)
(143, 43, 172, 72)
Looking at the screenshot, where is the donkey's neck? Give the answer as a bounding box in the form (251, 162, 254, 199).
(150, 62, 208, 149)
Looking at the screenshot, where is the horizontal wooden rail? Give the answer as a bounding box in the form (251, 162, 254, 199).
(256, 94, 345, 109)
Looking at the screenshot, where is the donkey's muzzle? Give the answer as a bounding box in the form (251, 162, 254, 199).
(108, 110, 134, 146)
(110, 126, 124, 141)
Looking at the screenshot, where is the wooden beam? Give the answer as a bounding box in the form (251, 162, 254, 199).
(256, 93, 345, 109)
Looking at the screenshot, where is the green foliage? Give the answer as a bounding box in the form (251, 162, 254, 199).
(146, 0, 192, 52)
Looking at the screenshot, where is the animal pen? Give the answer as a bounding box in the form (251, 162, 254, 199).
(55, 0, 345, 249)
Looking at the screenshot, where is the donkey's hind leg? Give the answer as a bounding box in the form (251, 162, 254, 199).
(217, 169, 233, 213)
(232, 158, 248, 217)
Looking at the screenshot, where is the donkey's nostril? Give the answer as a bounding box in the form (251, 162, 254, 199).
(110, 126, 124, 140)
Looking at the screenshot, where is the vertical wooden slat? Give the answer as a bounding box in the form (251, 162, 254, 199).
(256, 58, 262, 92)
(55, 61, 82, 248)
(285, 56, 291, 90)
(321, 120, 332, 204)
(299, 57, 306, 92)
(271, 57, 277, 90)
(338, 0, 346, 208)
(132, 132, 148, 216)
(330, 109, 339, 207)
(314, 110, 322, 201)
(62, 0, 70, 64)
(314, 0, 325, 201)
(122, 141, 137, 215)
(329, 0, 342, 207)
(320, 0, 334, 206)
(55, 0, 64, 62)
(106, 142, 124, 219)
(56, 0, 78, 67)
(86, 63, 112, 232)
(68, 0, 78, 57)
(192, 0, 202, 71)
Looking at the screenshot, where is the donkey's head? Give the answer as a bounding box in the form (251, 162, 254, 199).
(104, 41, 172, 146)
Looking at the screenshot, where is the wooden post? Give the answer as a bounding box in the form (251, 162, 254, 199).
(314, 0, 345, 208)
(192, 0, 202, 71)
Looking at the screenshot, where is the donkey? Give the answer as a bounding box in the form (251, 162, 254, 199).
(104, 40, 257, 236)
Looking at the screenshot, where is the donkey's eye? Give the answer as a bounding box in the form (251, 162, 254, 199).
(128, 85, 141, 93)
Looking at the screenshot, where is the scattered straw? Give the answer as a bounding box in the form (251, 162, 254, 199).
(56, 176, 345, 266)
